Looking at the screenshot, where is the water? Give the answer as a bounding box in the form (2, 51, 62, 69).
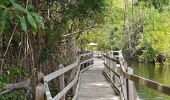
(128, 61, 170, 100)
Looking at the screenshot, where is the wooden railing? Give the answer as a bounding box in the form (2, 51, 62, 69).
(103, 51, 170, 100)
(35, 52, 93, 100)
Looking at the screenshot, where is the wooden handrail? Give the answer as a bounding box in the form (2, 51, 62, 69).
(103, 53, 170, 96)
(103, 55, 119, 63)
(40, 52, 93, 100)
(103, 71, 120, 94)
(123, 71, 170, 96)
(103, 58, 126, 100)
(103, 63, 120, 77)
(44, 61, 78, 82)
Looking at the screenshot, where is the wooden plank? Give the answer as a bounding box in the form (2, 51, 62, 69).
(35, 83, 45, 100)
(44, 82, 52, 100)
(80, 58, 93, 65)
(127, 67, 140, 100)
(53, 58, 88, 100)
(77, 58, 120, 100)
(53, 71, 79, 100)
(127, 67, 135, 100)
(44, 53, 92, 83)
(103, 71, 120, 94)
(120, 73, 127, 100)
(123, 71, 170, 96)
(43, 52, 93, 100)
(35, 72, 45, 100)
(72, 65, 93, 100)
(79, 52, 93, 57)
(103, 63, 120, 77)
(103, 55, 119, 63)
(59, 64, 65, 100)
(44, 61, 78, 82)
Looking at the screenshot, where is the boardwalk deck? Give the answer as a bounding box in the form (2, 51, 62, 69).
(77, 58, 120, 100)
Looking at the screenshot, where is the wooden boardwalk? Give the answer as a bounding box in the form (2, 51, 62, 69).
(77, 58, 120, 100)
(38, 52, 170, 100)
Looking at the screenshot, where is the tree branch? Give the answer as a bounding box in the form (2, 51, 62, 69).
(62, 25, 100, 38)
(0, 79, 31, 96)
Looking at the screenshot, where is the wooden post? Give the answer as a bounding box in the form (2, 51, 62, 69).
(68, 62, 79, 98)
(124, 62, 129, 100)
(35, 72, 45, 100)
(121, 62, 128, 100)
(127, 67, 134, 100)
(127, 67, 140, 100)
(113, 61, 117, 83)
(110, 61, 113, 82)
(59, 64, 65, 100)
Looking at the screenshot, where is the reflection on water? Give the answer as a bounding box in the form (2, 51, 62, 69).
(128, 61, 170, 100)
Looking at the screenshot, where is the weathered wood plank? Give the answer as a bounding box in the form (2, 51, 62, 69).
(124, 71, 170, 96)
(44, 82, 52, 100)
(127, 67, 140, 100)
(77, 58, 120, 100)
(44, 61, 78, 82)
(53, 58, 93, 100)
(59, 64, 65, 100)
(72, 65, 93, 100)
(53, 71, 79, 100)
(35, 72, 45, 100)
(80, 58, 93, 65)
(42, 52, 93, 100)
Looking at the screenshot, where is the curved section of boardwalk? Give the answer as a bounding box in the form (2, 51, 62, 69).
(77, 58, 120, 100)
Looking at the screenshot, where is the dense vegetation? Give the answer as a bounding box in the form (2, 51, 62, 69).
(0, 0, 170, 99)
(82, 0, 170, 63)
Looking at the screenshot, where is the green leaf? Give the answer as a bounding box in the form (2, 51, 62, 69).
(17, 16, 27, 32)
(27, 13, 37, 34)
(0, 10, 7, 37)
(31, 13, 44, 29)
(0, 5, 6, 9)
(0, 82, 4, 91)
(9, 0, 27, 13)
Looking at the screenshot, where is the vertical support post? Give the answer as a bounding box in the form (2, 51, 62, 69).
(59, 64, 65, 100)
(110, 60, 113, 82)
(107, 52, 110, 75)
(121, 61, 128, 100)
(127, 67, 134, 100)
(91, 53, 94, 65)
(68, 60, 79, 98)
(113, 60, 117, 83)
(127, 67, 140, 100)
(124, 62, 129, 100)
(35, 72, 45, 100)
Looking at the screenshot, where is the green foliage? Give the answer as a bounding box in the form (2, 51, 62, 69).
(17, 16, 27, 32)
(135, 4, 170, 61)
(10, 0, 27, 13)
(0, 0, 44, 36)
(0, 10, 7, 37)
(0, 2, 41, 99)
(32, 13, 44, 29)
(39, 0, 107, 61)
(27, 13, 37, 33)
(100, 0, 170, 62)
(0, 90, 28, 100)
(139, 0, 169, 11)
(0, 82, 4, 91)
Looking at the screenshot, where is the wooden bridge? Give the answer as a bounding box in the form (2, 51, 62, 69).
(35, 51, 170, 100)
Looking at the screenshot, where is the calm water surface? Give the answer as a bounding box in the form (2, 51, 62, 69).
(128, 61, 170, 100)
